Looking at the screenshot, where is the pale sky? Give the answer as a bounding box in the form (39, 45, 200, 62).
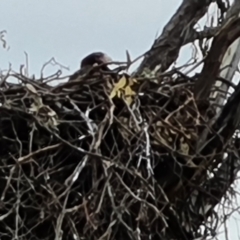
(0, 0, 239, 239)
(0, 0, 178, 76)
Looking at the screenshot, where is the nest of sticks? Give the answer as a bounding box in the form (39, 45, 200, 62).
(0, 65, 234, 240)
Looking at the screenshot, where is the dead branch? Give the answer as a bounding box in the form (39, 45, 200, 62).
(134, 0, 214, 76)
(194, 11, 240, 99)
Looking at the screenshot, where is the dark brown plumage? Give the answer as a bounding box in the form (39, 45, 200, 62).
(69, 52, 113, 81)
(80, 52, 112, 70)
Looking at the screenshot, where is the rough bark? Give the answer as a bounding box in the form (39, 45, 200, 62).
(210, 0, 240, 111)
(134, 0, 214, 77)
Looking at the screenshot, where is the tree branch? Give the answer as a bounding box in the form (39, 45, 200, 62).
(134, 0, 214, 77)
(184, 26, 219, 45)
(209, 0, 240, 113)
(194, 11, 240, 100)
(180, 81, 240, 237)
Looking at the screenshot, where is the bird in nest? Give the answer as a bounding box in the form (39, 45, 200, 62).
(68, 52, 114, 81)
(67, 51, 138, 105)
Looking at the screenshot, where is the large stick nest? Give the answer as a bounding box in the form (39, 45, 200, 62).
(0, 68, 232, 240)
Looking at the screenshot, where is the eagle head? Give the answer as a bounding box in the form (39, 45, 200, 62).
(80, 52, 112, 71)
(68, 52, 113, 82)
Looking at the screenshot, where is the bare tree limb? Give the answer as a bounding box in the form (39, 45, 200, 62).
(194, 8, 240, 100)
(210, 0, 240, 112)
(134, 0, 214, 77)
(184, 26, 219, 45)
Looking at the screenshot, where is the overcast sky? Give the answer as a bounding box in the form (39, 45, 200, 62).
(0, 0, 239, 239)
(0, 0, 180, 77)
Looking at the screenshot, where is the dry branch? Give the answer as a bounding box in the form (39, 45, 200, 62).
(194, 16, 240, 100)
(135, 0, 214, 77)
